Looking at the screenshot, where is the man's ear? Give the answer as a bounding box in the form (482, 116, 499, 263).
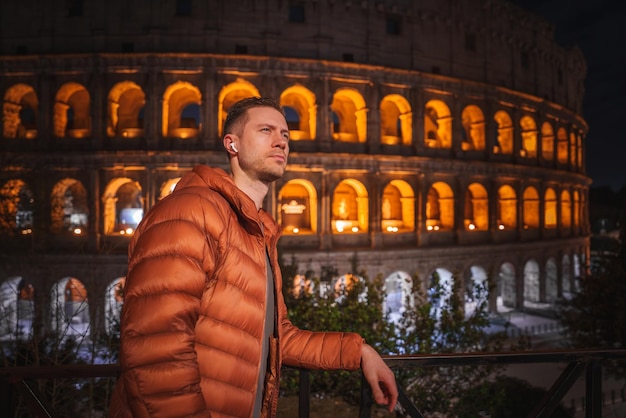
(223, 134, 238, 155)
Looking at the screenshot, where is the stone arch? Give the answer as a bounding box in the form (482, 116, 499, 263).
(54, 82, 91, 138)
(427, 268, 454, 321)
(280, 84, 317, 140)
(493, 110, 513, 154)
(541, 121, 555, 161)
(424, 99, 452, 149)
(217, 78, 261, 137)
(0, 276, 35, 340)
(560, 189, 572, 229)
(426, 181, 454, 230)
(381, 179, 415, 233)
(383, 271, 414, 327)
(544, 187, 557, 229)
(51, 276, 90, 337)
(0, 179, 34, 236)
(330, 88, 367, 143)
(107, 81, 146, 138)
(569, 132, 577, 167)
(102, 177, 144, 236)
(104, 277, 125, 335)
(562, 254, 571, 295)
(380, 94, 412, 146)
(332, 273, 367, 303)
(331, 179, 368, 233)
(50, 178, 89, 235)
(557, 127, 568, 164)
(460, 104, 485, 151)
(497, 184, 517, 229)
(523, 259, 540, 304)
(278, 179, 318, 234)
(497, 262, 516, 311)
(3, 83, 38, 139)
(545, 258, 558, 303)
(522, 186, 540, 229)
(464, 265, 488, 317)
(464, 183, 488, 231)
(162, 81, 202, 138)
(159, 177, 181, 200)
(519, 115, 537, 158)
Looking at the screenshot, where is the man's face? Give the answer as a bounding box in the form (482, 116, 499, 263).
(236, 106, 290, 184)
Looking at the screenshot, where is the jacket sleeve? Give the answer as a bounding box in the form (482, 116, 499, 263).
(118, 194, 217, 418)
(276, 289, 363, 371)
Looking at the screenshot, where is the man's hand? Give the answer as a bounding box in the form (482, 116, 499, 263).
(360, 343, 398, 412)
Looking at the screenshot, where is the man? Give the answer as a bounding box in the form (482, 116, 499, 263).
(109, 97, 397, 417)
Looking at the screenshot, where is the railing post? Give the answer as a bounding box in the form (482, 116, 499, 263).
(585, 359, 602, 418)
(298, 368, 310, 418)
(359, 372, 372, 418)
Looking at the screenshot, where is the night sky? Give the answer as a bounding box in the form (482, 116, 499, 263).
(510, 0, 626, 192)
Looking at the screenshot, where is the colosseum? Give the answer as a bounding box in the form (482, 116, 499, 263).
(0, 0, 590, 339)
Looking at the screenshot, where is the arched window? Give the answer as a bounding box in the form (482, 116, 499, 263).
(280, 84, 317, 140)
(556, 127, 568, 164)
(51, 277, 90, 338)
(424, 99, 452, 149)
(541, 121, 554, 161)
(381, 180, 415, 233)
(0, 276, 35, 340)
(464, 183, 488, 230)
(560, 190, 571, 228)
(426, 182, 454, 230)
(102, 178, 144, 236)
(279, 179, 317, 234)
(332, 274, 366, 303)
(497, 262, 516, 310)
(383, 271, 414, 327)
(460, 105, 485, 151)
(332, 179, 368, 233)
(544, 188, 557, 228)
(0, 179, 34, 236)
(569, 132, 577, 167)
(162, 81, 202, 138)
(464, 266, 488, 317)
(522, 186, 540, 229)
(497, 185, 517, 229)
(50, 178, 89, 235)
(519, 116, 537, 158)
(428, 268, 453, 321)
(330, 88, 367, 143)
(105, 277, 125, 335)
(493, 110, 513, 154)
(380, 94, 412, 146)
(54, 82, 91, 138)
(523, 259, 540, 304)
(107, 81, 146, 138)
(3, 83, 38, 139)
(573, 190, 580, 228)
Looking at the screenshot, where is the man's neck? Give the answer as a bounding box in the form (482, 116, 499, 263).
(232, 173, 269, 210)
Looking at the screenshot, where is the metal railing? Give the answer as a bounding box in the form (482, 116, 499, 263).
(2, 348, 625, 417)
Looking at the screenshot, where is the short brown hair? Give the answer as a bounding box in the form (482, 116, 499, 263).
(222, 97, 284, 138)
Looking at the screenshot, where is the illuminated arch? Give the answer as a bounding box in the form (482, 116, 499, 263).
(519, 115, 537, 158)
(217, 79, 261, 137)
(50, 178, 89, 235)
(381, 180, 415, 233)
(498, 262, 516, 310)
(545, 258, 558, 303)
(464, 265, 488, 317)
(464, 183, 488, 231)
(51, 276, 90, 337)
(540, 121, 554, 161)
(280, 85, 317, 140)
(278, 179, 318, 234)
(159, 177, 181, 200)
(560, 189, 572, 228)
(330, 88, 367, 143)
(291, 274, 314, 299)
(383, 271, 414, 327)
(576, 134, 583, 169)
(0, 276, 35, 340)
(0, 179, 34, 236)
(569, 132, 577, 167)
(424, 99, 452, 149)
(54, 82, 91, 138)
(107, 81, 146, 138)
(493, 110, 513, 154)
(557, 127, 568, 164)
(162, 81, 202, 138)
(497, 185, 517, 229)
(105, 277, 125, 335)
(3, 83, 38, 139)
(522, 186, 540, 229)
(331, 179, 368, 233)
(380, 94, 412, 146)
(544, 188, 557, 229)
(332, 273, 367, 303)
(428, 268, 453, 321)
(573, 190, 580, 228)
(523, 259, 540, 304)
(102, 177, 144, 236)
(460, 105, 485, 151)
(426, 182, 454, 230)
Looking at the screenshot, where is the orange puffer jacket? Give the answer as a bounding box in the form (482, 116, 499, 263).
(109, 165, 364, 418)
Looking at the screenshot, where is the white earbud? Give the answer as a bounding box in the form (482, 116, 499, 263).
(230, 143, 238, 153)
